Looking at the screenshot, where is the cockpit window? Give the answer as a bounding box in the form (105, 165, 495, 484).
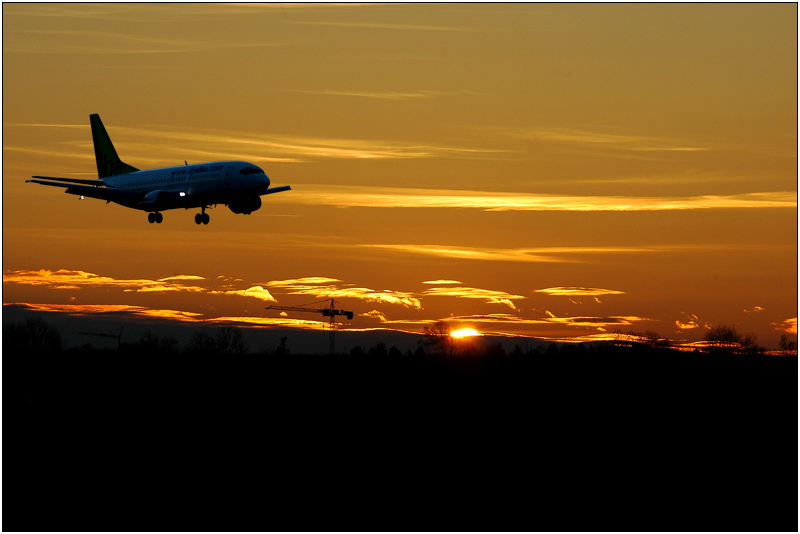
(240, 167, 264, 175)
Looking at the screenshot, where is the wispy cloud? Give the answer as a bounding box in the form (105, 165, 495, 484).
(204, 316, 327, 329)
(360, 310, 388, 322)
(422, 286, 525, 311)
(422, 279, 462, 285)
(675, 312, 707, 330)
(3, 269, 270, 305)
(291, 20, 479, 32)
(359, 243, 759, 264)
(279, 184, 797, 212)
(535, 287, 625, 297)
(2, 269, 206, 293)
(4, 28, 209, 55)
(2, 269, 424, 312)
(210, 286, 277, 303)
(291, 89, 448, 100)
(522, 127, 710, 153)
(541, 315, 649, 328)
(361, 244, 570, 263)
(99, 125, 503, 164)
(8, 302, 203, 322)
(773, 317, 797, 334)
(265, 277, 422, 309)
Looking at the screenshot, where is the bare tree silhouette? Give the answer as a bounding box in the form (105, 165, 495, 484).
(641, 330, 671, 348)
(138, 331, 179, 354)
(421, 321, 455, 356)
(187, 328, 216, 354)
(3, 317, 62, 354)
(215, 326, 248, 355)
(703, 325, 764, 354)
(779, 334, 797, 355)
(704, 325, 741, 351)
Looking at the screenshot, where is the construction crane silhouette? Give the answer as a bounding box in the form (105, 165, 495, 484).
(79, 327, 123, 350)
(266, 299, 353, 354)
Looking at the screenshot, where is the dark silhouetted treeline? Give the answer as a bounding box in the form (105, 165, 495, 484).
(4, 318, 797, 532)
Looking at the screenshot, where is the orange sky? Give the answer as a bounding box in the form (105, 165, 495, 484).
(3, 3, 797, 348)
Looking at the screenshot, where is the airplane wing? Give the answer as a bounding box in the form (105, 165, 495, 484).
(27, 178, 143, 204)
(31, 176, 107, 186)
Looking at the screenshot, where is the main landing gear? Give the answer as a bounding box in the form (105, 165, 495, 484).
(194, 206, 210, 225)
(148, 212, 163, 224)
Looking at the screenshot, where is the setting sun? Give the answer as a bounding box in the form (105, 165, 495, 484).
(451, 328, 480, 339)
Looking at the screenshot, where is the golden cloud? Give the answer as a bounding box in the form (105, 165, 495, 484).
(541, 315, 648, 327)
(3, 269, 207, 294)
(535, 287, 625, 297)
(265, 277, 342, 288)
(9, 302, 203, 321)
(204, 316, 325, 329)
(422, 286, 525, 311)
(360, 310, 388, 322)
(361, 244, 567, 263)
(210, 286, 278, 302)
(773, 318, 798, 334)
(273, 184, 797, 212)
(517, 127, 710, 153)
(266, 277, 422, 309)
(675, 313, 704, 330)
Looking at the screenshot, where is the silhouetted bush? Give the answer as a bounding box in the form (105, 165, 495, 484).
(274, 336, 290, 355)
(184, 326, 247, 355)
(135, 331, 180, 354)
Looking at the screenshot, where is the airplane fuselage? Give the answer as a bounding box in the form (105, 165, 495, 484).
(104, 160, 272, 212)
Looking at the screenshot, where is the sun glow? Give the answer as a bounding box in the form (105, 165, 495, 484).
(450, 328, 480, 338)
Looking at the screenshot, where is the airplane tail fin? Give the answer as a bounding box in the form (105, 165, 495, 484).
(90, 114, 139, 178)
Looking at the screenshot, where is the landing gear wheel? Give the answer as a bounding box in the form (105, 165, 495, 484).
(155, 213, 163, 224)
(148, 213, 156, 223)
(195, 213, 202, 225)
(202, 213, 210, 225)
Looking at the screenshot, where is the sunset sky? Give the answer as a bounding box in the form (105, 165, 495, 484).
(3, 3, 797, 349)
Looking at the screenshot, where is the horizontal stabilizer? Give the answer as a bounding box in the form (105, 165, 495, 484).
(263, 185, 291, 195)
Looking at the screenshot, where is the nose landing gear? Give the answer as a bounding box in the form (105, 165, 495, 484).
(148, 212, 163, 224)
(194, 207, 210, 225)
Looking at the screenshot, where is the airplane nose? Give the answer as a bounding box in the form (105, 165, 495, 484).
(257, 173, 271, 194)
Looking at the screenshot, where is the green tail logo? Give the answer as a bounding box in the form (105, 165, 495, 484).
(90, 114, 139, 178)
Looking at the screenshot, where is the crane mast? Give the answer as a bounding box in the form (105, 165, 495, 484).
(266, 299, 353, 354)
(79, 327, 123, 349)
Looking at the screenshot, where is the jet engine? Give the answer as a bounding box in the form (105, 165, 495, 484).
(227, 196, 262, 214)
(140, 190, 172, 209)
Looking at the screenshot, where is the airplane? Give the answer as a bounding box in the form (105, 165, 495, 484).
(27, 114, 290, 225)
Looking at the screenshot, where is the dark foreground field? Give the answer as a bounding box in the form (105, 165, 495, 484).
(5, 345, 797, 531)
